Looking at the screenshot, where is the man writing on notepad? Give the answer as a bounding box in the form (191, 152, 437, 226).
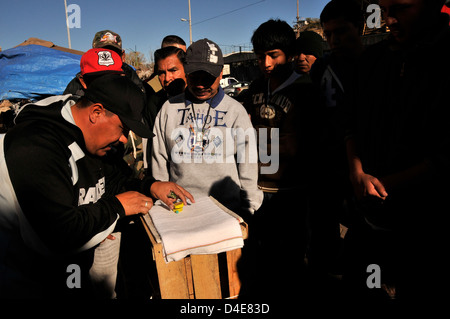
(0, 74, 192, 298)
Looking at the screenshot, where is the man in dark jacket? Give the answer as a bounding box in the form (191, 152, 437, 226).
(241, 19, 320, 299)
(143, 46, 187, 172)
(0, 74, 192, 298)
(345, 0, 450, 301)
(64, 30, 150, 180)
(306, 0, 364, 286)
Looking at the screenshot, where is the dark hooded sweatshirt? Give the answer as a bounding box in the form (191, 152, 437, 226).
(0, 94, 154, 298)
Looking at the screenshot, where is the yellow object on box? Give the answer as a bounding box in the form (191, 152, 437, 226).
(172, 201, 184, 214)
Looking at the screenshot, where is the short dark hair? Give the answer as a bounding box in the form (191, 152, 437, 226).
(161, 35, 186, 48)
(77, 91, 114, 118)
(154, 46, 186, 65)
(320, 0, 363, 28)
(251, 19, 296, 58)
(76, 96, 94, 109)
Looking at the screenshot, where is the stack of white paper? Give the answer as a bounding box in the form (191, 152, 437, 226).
(148, 197, 244, 262)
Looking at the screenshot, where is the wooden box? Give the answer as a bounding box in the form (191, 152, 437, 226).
(140, 198, 248, 299)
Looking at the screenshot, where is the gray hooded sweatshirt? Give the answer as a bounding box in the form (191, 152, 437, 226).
(151, 88, 263, 215)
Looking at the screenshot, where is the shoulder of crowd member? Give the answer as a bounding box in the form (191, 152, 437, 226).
(142, 80, 156, 97)
(241, 77, 265, 114)
(122, 62, 146, 93)
(360, 38, 391, 62)
(291, 73, 322, 115)
(63, 73, 83, 96)
(150, 87, 168, 104)
(247, 76, 266, 92)
(166, 91, 186, 105)
(294, 72, 313, 85)
(351, 39, 392, 78)
(309, 56, 326, 84)
(234, 87, 251, 106)
(144, 88, 168, 128)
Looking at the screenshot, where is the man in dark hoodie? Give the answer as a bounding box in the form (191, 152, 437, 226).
(241, 19, 320, 299)
(0, 74, 192, 298)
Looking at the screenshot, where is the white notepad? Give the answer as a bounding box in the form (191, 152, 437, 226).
(148, 197, 244, 262)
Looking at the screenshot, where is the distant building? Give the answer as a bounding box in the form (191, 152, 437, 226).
(223, 51, 260, 82)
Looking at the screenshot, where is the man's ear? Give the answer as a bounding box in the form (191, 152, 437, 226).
(89, 103, 105, 124)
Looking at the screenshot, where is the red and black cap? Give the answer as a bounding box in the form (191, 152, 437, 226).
(80, 48, 124, 76)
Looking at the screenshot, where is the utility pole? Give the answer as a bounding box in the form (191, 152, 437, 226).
(188, 0, 192, 44)
(188, 0, 192, 45)
(181, 0, 193, 44)
(296, 0, 300, 38)
(64, 0, 72, 49)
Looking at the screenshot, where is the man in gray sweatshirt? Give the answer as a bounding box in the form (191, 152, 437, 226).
(151, 39, 263, 216)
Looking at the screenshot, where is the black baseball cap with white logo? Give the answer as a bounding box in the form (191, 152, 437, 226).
(84, 74, 153, 138)
(184, 38, 224, 78)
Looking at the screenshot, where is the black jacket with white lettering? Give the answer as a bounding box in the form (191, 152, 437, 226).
(243, 72, 322, 192)
(1, 95, 154, 255)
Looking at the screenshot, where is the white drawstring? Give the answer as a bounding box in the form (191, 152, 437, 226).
(129, 131, 137, 159)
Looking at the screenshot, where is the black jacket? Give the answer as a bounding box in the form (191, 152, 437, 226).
(0, 95, 154, 297)
(243, 72, 321, 191)
(348, 17, 450, 229)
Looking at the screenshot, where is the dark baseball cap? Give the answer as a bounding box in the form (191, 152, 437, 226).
(84, 74, 153, 138)
(184, 38, 224, 77)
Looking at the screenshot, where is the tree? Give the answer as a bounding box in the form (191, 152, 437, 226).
(124, 50, 147, 69)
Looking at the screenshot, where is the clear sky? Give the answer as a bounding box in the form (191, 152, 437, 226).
(0, 0, 330, 60)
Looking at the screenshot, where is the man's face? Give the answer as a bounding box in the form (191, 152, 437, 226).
(187, 70, 222, 101)
(294, 53, 317, 74)
(255, 49, 289, 78)
(322, 18, 361, 57)
(379, 0, 427, 44)
(85, 107, 128, 157)
(157, 54, 187, 96)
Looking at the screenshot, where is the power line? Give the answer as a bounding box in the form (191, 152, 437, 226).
(192, 0, 265, 26)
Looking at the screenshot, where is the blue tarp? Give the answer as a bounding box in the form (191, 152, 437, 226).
(0, 44, 81, 100)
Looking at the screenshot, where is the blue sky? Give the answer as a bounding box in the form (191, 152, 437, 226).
(0, 0, 330, 60)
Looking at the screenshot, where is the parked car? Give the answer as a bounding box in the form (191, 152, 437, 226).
(220, 76, 239, 88)
(223, 81, 250, 97)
